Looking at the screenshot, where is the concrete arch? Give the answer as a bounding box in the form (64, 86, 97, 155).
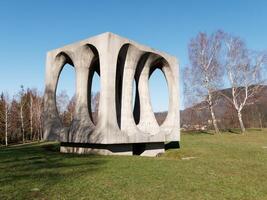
(136, 53, 162, 135)
(133, 53, 150, 126)
(54, 52, 75, 119)
(135, 54, 177, 138)
(115, 44, 176, 138)
(44, 51, 75, 141)
(149, 58, 177, 134)
(158, 60, 178, 136)
(44, 33, 180, 155)
(119, 44, 151, 141)
(88, 59, 100, 125)
(115, 43, 130, 128)
(68, 44, 99, 143)
(149, 58, 170, 125)
(53, 52, 75, 112)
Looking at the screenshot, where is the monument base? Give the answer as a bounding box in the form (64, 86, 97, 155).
(60, 142, 165, 157)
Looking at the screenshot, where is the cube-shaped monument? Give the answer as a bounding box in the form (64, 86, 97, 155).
(44, 32, 180, 156)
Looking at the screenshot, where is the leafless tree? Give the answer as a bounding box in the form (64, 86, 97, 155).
(4, 94, 9, 146)
(29, 91, 33, 140)
(0, 92, 10, 146)
(0, 88, 45, 144)
(37, 97, 44, 140)
(32, 89, 44, 140)
(91, 91, 100, 123)
(56, 90, 70, 123)
(184, 30, 224, 134)
(67, 95, 75, 122)
(19, 85, 27, 143)
(222, 34, 267, 133)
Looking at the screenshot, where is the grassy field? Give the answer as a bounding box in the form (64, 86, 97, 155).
(0, 130, 267, 200)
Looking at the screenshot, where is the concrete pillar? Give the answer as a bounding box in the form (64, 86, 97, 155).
(136, 54, 161, 135)
(69, 45, 96, 143)
(43, 32, 180, 156)
(120, 45, 149, 142)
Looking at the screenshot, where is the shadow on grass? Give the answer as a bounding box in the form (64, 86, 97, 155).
(0, 143, 106, 189)
(165, 141, 180, 150)
(182, 130, 214, 135)
(223, 128, 263, 134)
(224, 129, 241, 134)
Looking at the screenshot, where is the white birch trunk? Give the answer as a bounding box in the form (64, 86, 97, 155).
(237, 110, 245, 134)
(20, 105, 25, 143)
(30, 95, 33, 140)
(5, 104, 8, 147)
(259, 112, 263, 129)
(208, 91, 220, 134)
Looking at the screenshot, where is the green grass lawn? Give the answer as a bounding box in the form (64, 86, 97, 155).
(1, 130, 267, 200)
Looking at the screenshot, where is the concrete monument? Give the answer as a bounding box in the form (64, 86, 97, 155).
(44, 32, 179, 156)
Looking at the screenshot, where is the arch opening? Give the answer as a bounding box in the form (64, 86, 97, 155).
(115, 44, 130, 128)
(56, 62, 75, 127)
(88, 57, 100, 125)
(149, 67, 169, 125)
(132, 79, 140, 124)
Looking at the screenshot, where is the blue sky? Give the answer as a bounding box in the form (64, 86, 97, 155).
(0, 0, 267, 110)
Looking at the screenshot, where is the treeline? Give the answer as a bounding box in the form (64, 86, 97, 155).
(0, 86, 43, 146)
(0, 86, 99, 146)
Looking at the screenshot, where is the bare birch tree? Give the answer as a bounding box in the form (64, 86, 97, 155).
(0, 92, 10, 146)
(222, 34, 267, 133)
(4, 94, 9, 146)
(19, 85, 26, 143)
(32, 90, 43, 140)
(184, 30, 224, 134)
(67, 96, 75, 122)
(56, 90, 70, 127)
(29, 91, 33, 140)
(56, 90, 69, 115)
(91, 91, 100, 123)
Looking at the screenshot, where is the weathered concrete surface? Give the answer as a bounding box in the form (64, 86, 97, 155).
(44, 32, 180, 156)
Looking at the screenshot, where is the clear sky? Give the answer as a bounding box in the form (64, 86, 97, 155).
(0, 0, 267, 110)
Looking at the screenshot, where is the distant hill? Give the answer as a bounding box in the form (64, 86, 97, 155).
(180, 86, 267, 130)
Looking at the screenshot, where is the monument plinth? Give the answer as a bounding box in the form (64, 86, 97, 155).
(44, 32, 180, 156)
